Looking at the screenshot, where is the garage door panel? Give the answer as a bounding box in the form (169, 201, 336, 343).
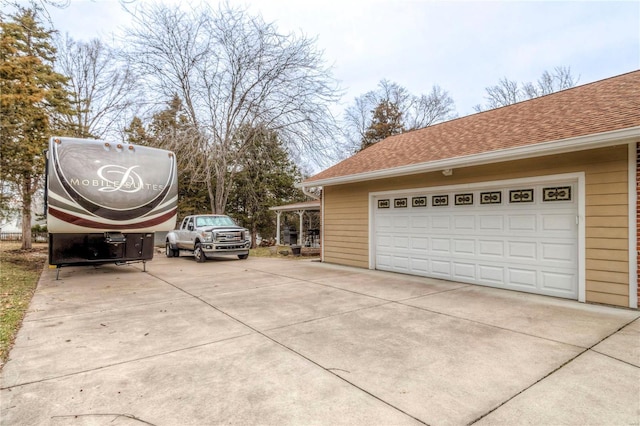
(453, 262, 476, 280)
(377, 216, 393, 230)
(374, 180, 578, 299)
(507, 241, 537, 260)
(541, 242, 576, 263)
(541, 271, 575, 293)
(431, 259, 451, 276)
(478, 240, 504, 257)
(393, 236, 410, 249)
(431, 216, 451, 230)
(411, 216, 428, 229)
(508, 268, 538, 288)
(411, 237, 429, 250)
(377, 234, 393, 248)
(392, 216, 410, 229)
(392, 256, 410, 271)
(431, 238, 451, 254)
(410, 258, 429, 273)
(377, 254, 393, 269)
(478, 264, 505, 284)
(479, 215, 504, 231)
(454, 215, 475, 230)
(508, 215, 537, 232)
(453, 239, 475, 255)
(541, 214, 575, 233)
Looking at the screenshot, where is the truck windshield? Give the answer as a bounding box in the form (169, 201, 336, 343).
(196, 216, 236, 227)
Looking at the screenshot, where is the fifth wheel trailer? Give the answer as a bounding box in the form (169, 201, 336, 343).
(46, 137, 178, 275)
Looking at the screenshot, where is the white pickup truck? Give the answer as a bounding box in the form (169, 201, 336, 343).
(165, 214, 250, 262)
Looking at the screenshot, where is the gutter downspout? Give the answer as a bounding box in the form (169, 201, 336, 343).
(301, 185, 320, 200)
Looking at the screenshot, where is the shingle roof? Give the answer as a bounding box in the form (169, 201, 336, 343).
(304, 70, 640, 184)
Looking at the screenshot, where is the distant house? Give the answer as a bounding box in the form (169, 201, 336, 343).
(300, 71, 640, 309)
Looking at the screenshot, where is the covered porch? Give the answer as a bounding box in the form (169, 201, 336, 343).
(268, 199, 321, 248)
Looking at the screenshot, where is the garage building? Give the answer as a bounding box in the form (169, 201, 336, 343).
(299, 71, 640, 308)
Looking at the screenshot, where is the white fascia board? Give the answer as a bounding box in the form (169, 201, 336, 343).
(299, 126, 640, 189)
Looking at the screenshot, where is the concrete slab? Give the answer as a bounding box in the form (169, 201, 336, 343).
(404, 286, 640, 347)
(3, 256, 638, 425)
(28, 265, 188, 320)
(593, 318, 640, 367)
(2, 296, 250, 387)
(269, 302, 583, 425)
(1, 334, 421, 425)
(475, 350, 640, 425)
(310, 270, 469, 301)
(234, 257, 360, 282)
(200, 280, 385, 331)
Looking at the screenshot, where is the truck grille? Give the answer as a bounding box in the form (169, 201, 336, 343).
(214, 231, 244, 242)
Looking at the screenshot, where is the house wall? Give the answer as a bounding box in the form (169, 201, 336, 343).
(637, 142, 639, 307)
(323, 145, 632, 307)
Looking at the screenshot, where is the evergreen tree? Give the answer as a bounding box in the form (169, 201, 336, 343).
(0, 7, 70, 249)
(360, 100, 404, 151)
(226, 126, 305, 247)
(124, 95, 209, 218)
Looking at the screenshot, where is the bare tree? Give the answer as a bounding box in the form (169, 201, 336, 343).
(55, 35, 138, 139)
(474, 66, 579, 112)
(344, 79, 456, 153)
(123, 3, 341, 214)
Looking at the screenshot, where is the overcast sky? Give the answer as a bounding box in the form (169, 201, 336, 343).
(44, 0, 639, 117)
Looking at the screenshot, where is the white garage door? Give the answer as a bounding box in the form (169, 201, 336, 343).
(374, 179, 579, 299)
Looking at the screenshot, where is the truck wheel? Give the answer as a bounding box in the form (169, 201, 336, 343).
(194, 243, 206, 263)
(166, 242, 175, 258)
(238, 254, 249, 260)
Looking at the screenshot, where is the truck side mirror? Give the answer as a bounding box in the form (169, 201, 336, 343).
(188, 223, 194, 231)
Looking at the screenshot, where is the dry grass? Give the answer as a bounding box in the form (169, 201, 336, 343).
(0, 242, 48, 369)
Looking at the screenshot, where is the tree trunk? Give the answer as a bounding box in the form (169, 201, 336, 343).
(214, 175, 227, 215)
(20, 179, 32, 250)
(251, 223, 258, 249)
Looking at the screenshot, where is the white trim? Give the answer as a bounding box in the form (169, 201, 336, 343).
(368, 193, 375, 270)
(321, 192, 325, 262)
(629, 143, 638, 309)
(369, 172, 583, 197)
(301, 127, 640, 189)
(368, 172, 586, 302)
(577, 174, 586, 303)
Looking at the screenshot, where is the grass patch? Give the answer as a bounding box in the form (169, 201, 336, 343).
(0, 242, 47, 369)
(249, 246, 320, 259)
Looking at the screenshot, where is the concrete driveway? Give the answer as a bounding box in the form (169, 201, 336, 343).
(1, 255, 639, 425)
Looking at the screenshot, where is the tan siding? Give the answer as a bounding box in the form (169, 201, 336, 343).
(587, 270, 629, 284)
(586, 171, 628, 184)
(586, 238, 628, 250)
(587, 280, 629, 295)
(586, 249, 628, 261)
(322, 145, 631, 306)
(587, 227, 628, 239)
(586, 217, 628, 228)
(586, 193, 628, 206)
(587, 259, 628, 273)
(587, 182, 627, 194)
(586, 291, 629, 307)
(586, 205, 628, 216)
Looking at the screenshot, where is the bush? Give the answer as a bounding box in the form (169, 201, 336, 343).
(31, 224, 47, 233)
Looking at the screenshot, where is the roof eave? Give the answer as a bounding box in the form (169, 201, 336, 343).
(298, 126, 640, 189)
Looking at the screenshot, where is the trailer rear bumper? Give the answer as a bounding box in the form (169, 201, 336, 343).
(49, 233, 155, 267)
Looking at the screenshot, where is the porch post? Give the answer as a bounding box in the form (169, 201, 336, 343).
(297, 210, 304, 246)
(275, 211, 282, 245)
